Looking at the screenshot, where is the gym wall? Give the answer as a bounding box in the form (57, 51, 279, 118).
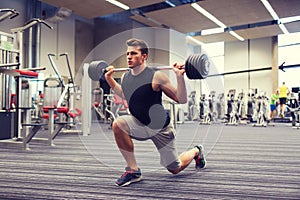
(1, 0, 281, 101)
(224, 37, 274, 97)
(40, 18, 75, 78)
(278, 33, 300, 88)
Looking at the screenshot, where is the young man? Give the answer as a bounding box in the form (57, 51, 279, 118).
(105, 38, 206, 187)
(278, 82, 290, 117)
(269, 90, 279, 120)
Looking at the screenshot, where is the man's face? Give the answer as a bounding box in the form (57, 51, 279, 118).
(126, 46, 147, 68)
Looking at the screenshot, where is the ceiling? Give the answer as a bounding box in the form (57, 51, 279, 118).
(39, 0, 300, 43)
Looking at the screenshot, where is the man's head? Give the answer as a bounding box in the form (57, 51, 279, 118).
(126, 38, 148, 56)
(126, 38, 149, 68)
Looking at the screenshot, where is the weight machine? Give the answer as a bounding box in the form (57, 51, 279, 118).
(0, 15, 53, 149)
(0, 8, 19, 22)
(105, 92, 130, 128)
(44, 52, 82, 139)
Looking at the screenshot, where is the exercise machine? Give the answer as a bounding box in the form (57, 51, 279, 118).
(0, 16, 53, 149)
(253, 93, 270, 127)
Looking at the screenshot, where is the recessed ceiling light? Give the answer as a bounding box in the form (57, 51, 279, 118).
(106, 0, 130, 10)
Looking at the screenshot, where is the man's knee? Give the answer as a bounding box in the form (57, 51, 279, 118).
(166, 161, 182, 174)
(112, 119, 129, 134)
(112, 120, 120, 132)
(167, 168, 180, 174)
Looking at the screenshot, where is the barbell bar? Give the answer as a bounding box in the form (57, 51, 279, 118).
(88, 57, 300, 81)
(88, 53, 210, 81)
(111, 66, 176, 72)
(206, 62, 299, 77)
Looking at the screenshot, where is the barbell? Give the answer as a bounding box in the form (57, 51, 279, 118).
(88, 53, 210, 81)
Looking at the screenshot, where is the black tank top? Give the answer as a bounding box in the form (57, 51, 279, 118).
(121, 67, 170, 129)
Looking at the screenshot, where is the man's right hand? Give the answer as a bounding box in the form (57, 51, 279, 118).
(104, 65, 115, 79)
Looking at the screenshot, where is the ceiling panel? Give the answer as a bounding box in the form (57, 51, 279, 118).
(38, 0, 300, 43)
(74, 1, 124, 19)
(39, 0, 72, 7)
(269, 0, 300, 18)
(235, 24, 283, 40)
(120, 0, 166, 9)
(130, 15, 164, 27)
(192, 25, 285, 43)
(40, 0, 166, 19)
(144, 4, 219, 33)
(40, 0, 124, 19)
(285, 21, 300, 33)
(193, 32, 238, 43)
(197, 0, 273, 27)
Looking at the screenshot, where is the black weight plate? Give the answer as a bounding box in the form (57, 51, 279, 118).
(88, 60, 108, 81)
(190, 54, 199, 79)
(186, 54, 197, 79)
(95, 61, 109, 80)
(189, 54, 199, 79)
(199, 54, 210, 79)
(195, 53, 206, 79)
(188, 53, 210, 79)
(185, 55, 193, 79)
(196, 54, 205, 79)
(88, 62, 97, 81)
(188, 54, 201, 79)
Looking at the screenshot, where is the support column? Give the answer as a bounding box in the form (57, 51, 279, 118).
(82, 63, 91, 136)
(272, 36, 279, 92)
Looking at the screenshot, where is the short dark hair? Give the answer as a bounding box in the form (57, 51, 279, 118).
(126, 38, 148, 56)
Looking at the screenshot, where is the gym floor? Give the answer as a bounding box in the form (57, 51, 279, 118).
(0, 122, 299, 199)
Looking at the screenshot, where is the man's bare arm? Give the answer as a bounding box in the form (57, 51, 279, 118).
(155, 63, 187, 104)
(104, 66, 123, 98)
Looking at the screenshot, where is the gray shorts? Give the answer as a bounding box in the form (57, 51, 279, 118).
(118, 115, 181, 170)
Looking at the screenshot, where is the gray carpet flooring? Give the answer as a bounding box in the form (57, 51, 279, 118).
(0, 122, 299, 199)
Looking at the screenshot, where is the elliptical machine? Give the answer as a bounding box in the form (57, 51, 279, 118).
(187, 91, 198, 121)
(247, 88, 257, 123)
(199, 94, 206, 120)
(286, 93, 300, 128)
(225, 89, 239, 126)
(253, 92, 270, 127)
(200, 91, 217, 125)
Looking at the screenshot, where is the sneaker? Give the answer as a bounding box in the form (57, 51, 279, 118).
(115, 167, 142, 187)
(194, 145, 206, 169)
